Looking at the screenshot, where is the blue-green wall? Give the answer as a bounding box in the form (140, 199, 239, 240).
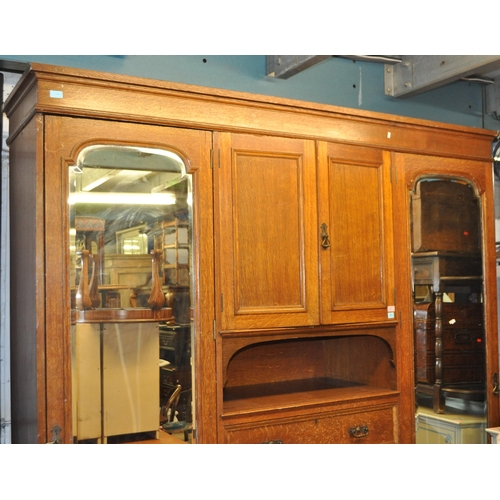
(2, 55, 499, 131)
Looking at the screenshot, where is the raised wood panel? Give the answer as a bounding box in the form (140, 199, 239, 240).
(235, 155, 302, 310)
(318, 142, 394, 324)
(215, 133, 319, 330)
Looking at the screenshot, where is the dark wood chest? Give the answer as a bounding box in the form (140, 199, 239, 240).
(411, 180, 480, 253)
(414, 302, 485, 385)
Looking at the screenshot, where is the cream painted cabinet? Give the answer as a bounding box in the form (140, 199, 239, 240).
(72, 321, 159, 443)
(101, 322, 159, 442)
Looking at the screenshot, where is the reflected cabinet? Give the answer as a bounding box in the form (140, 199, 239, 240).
(5, 63, 499, 443)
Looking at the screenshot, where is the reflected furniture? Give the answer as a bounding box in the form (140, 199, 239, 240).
(411, 178, 487, 415)
(486, 426, 500, 443)
(159, 324, 192, 423)
(416, 406, 487, 444)
(412, 252, 486, 413)
(71, 311, 173, 443)
(158, 218, 190, 287)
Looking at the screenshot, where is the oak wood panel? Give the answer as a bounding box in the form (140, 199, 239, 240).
(224, 339, 327, 388)
(222, 398, 398, 444)
(187, 130, 216, 444)
(223, 384, 398, 417)
(5, 63, 496, 162)
(323, 335, 397, 390)
(223, 334, 397, 390)
(219, 321, 398, 366)
(318, 143, 395, 324)
(215, 133, 319, 330)
(43, 116, 72, 444)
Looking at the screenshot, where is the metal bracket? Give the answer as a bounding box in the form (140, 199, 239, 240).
(384, 55, 500, 98)
(384, 57, 414, 97)
(267, 56, 330, 79)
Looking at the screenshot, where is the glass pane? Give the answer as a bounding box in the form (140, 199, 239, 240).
(411, 177, 487, 444)
(69, 145, 194, 443)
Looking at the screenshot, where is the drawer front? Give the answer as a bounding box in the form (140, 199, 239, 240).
(222, 405, 397, 444)
(415, 326, 484, 353)
(413, 258, 435, 283)
(160, 333, 176, 349)
(417, 350, 485, 385)
(160, 367, 192, 388)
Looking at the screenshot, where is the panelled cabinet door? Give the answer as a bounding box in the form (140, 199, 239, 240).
(215, 133, 319, 331)
(317, 142, 395, 324)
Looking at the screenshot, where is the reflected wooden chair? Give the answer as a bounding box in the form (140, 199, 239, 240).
(160, 384, 182, 424)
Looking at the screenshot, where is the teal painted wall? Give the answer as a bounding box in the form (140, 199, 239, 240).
(2, 55, 500, 131)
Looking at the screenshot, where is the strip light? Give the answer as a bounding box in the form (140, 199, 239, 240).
(68, 192, 176, 205)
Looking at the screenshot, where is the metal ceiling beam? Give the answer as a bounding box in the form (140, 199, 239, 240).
(0, 59, 29, 73)
(384, 55, 500, 98)
(267, 55, 331, 79)
(341, 55, 402, 64)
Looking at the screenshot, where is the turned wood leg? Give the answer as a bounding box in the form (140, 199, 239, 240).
(433, 291, 445, 413)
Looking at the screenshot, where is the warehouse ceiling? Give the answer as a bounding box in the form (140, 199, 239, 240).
(266, 55, 500, 116)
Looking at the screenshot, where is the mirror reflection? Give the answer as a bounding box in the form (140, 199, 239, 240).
(411, 177, 487, 444)
(69, 145, 193, 444)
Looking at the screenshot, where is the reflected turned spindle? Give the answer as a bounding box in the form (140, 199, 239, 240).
(75, 250, 93, 310)
(148, 249, 165, 310)
(89, 254, 101, 308)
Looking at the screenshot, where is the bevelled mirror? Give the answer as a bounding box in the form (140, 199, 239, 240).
(410, 177, 487, 444)
(68, 145, 194, 443)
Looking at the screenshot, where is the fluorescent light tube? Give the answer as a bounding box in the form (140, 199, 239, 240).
(68, 192, 176, 205)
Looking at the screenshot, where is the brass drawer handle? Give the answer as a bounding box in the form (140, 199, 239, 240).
(349, 425, 369, 438)
(262, 439, 283, 444)
(320, 223, 332, 249)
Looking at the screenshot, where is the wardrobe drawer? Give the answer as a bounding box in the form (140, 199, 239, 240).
(222, 404, 397, 444)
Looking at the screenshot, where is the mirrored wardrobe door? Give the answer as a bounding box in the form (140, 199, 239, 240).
(410, 177, 489, 443)
(392, 152, 499, 444)
(43, 116, 214, 443)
